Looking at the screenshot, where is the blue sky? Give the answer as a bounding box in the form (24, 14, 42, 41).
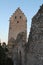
(0, 0, 43, 43)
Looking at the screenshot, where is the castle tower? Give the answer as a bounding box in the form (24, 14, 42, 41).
(8, 8, 27, 57)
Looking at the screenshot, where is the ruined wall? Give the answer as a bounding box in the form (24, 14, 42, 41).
(12, 32, 26, 65)
(27, 4, 43, 65)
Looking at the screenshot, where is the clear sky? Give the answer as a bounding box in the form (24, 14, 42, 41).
(0, 0, 43, 43)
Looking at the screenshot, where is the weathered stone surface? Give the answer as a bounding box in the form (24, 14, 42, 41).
(12, 32, 26, 65)
(27, 4, 43, 65)
(8, 8, 27, 65)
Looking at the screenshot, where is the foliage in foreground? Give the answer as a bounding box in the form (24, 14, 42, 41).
(0, 42, 13, 65)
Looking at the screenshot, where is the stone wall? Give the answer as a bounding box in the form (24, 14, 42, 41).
(11, 32, 27, 65)
(27, 4, 43, 65)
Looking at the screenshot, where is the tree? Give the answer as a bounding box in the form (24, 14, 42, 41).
(0, 44, 6, 65)
(0, 42, 14, 65)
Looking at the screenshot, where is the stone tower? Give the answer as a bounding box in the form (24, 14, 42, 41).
(8, 8, 27, 58)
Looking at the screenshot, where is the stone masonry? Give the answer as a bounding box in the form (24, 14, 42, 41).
(8, 4, 43, 65)
(27, 4, 43, 65)
(8, 8, 27, 65)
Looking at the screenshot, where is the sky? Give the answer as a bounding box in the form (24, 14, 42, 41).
(0, 0, 43, 43)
